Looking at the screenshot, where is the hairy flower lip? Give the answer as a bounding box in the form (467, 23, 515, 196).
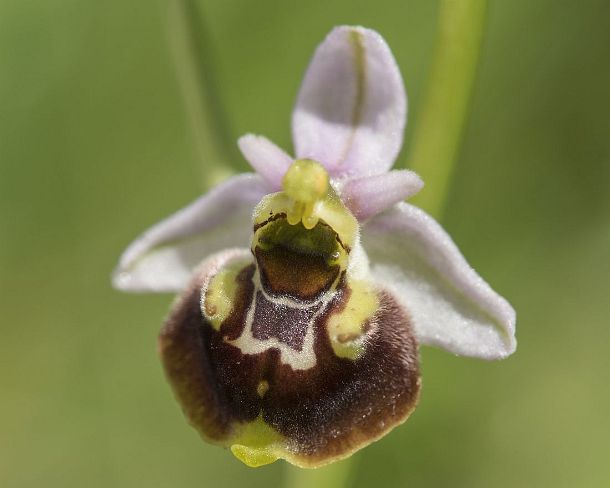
(160, 249, 421, 468)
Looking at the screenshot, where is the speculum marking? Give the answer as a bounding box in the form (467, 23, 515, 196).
(228, 278, 329, 371)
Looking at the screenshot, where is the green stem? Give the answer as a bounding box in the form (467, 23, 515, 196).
(166, 0, 238, 180)
(407, 0, 489, 219)
(284, 458, 354, 488)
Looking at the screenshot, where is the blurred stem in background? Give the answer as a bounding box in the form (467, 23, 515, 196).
(286, 0, 488, 486)
(166, 0, 239, 184)
(407, 0, 488, 219)
(166, 0, 488, 485)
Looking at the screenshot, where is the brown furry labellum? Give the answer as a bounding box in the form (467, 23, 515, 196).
(159, 207, 421, 468)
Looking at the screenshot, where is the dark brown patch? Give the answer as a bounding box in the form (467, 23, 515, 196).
(159, 265, 420, 466)
(159, 263, 258, 441)
(255, 245, 339, 300)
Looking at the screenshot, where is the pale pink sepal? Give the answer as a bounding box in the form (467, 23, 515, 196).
(292, 26, 406, 178)
(363, 202, 517, 360)
(112, 174, 271, 293)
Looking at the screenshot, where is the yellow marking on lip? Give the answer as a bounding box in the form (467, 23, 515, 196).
(327, 280, 379, 360)
(202, 259, 247, 330)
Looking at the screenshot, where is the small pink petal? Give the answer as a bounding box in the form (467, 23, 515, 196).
(339, 170, 423, 220)
(238, 134, 293, 189)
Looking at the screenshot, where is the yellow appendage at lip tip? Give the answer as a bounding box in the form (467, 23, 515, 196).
(229, 415, 284, 467)
(282, 159, 329, 229)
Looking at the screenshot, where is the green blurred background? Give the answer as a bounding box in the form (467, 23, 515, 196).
(1, 0, 609, 486)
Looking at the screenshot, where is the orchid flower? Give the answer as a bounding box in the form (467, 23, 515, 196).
(113, 26, 516, 468)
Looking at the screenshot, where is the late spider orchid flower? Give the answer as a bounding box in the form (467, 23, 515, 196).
(113, 26, 516, 468)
